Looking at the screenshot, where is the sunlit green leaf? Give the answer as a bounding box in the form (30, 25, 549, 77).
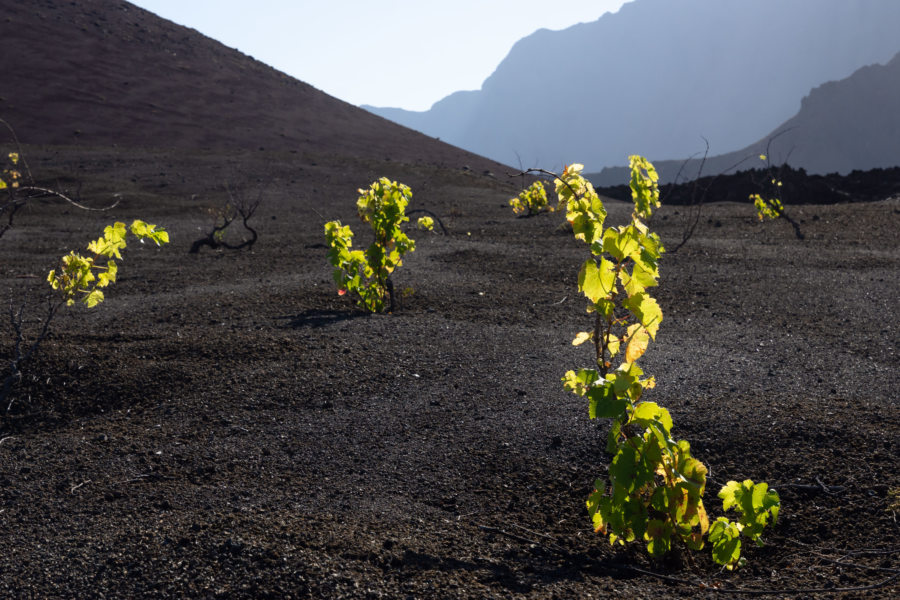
(709, 518, 743, 569)
(622, 292, 662, 339)
(83, 289, 104, 308)
(579, 258, 616, 303)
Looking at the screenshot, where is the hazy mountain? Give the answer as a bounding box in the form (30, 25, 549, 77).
(0, 0, 503, 172)
(364, 0, 900, 172)
(591, 50, 900, 184)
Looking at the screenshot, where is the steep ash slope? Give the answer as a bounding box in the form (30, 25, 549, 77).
(0, 0, 506, 173)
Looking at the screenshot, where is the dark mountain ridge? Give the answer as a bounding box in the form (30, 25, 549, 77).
(591, 50, 900, 185)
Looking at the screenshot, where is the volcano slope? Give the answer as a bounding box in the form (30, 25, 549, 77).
(0, 141, 897, 598)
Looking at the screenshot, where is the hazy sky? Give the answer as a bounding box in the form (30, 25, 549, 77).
(129, 1, 630, 111)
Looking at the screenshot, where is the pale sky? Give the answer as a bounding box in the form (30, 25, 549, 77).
(129, 1, 631, 111)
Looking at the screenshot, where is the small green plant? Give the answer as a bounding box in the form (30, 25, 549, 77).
(415, 215, 435, 231)
(325, 178, 432, 313)
(1, 150, 23, 237)
(3, 219, 169, 408)
(0, 151, 21, 189)
(509, 180, 552, 216)
(709, 480, 781, 567)
(750, 154, 804, 240)
(554, 156, 778, 569)
(48, 220, 170, 307)
(750, 155, 785, 221)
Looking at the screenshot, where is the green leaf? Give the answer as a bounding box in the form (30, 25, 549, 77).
(586, 382, 628, 419)
(606, 419, 622, 454)
(609, 362, 644, 399)
(562, 368, 599, 397)
(631, 402, 673, 436)
(609, 445, 638, 498)
(719, 480, 741, 512)
(97, 260, 118, 287)
(709, 518, 743, 569)
(130, 220, 169, 245)
(509, 181, 549, 216)
(622, 292, 662, 339)
(629, 155, 661, 219)
(620, 259, 658, 297)
(645, 519, 672, 557)
(602, 227, 639, 262)
(83, 289, 105, 308)
(578, 258, 616, 303)
(678, 455, 708, 494)
(87, 222, 128, 259)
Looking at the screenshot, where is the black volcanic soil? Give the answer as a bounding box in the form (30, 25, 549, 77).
(1, 143, 898, 599)
(0, 0, 899, 596)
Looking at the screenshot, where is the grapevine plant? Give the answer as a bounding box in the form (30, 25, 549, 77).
(1, 119, 121, 240)
(556, 157, 779, 569)
(749, 154, 804, 240)
(509, 180, 552, 216)
(0, 151, 23, 237)
(325, 178, 432, 313)
(750, 155, 785, 221)
(48, 220, 170, 307)
(3, 220, 169, 408)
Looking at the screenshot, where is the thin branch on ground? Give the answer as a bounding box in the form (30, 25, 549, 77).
(475, 523, 570, 555)
(1, 118, 119, 239)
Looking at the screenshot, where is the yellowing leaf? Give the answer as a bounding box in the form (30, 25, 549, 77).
(625, 323, 649, 362)
(605, 334, 621, 357)
(572, 331, 592, 346)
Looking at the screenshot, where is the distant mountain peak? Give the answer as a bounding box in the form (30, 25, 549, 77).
(365, 0, 900, 174)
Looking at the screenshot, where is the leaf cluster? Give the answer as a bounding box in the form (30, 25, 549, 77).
(325, 178, 432, 313)
(562, 159, 662, 372)
(750, 191, 783, 221)
(509, 181, 552, 216)
(749, 154, 806, 243)
(710, 480, 781, 569)
(47, 220, 169, 308)
(0, 152, 21, 191)
(560, 156, 778, 568)
(749, 158, 784, 221)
